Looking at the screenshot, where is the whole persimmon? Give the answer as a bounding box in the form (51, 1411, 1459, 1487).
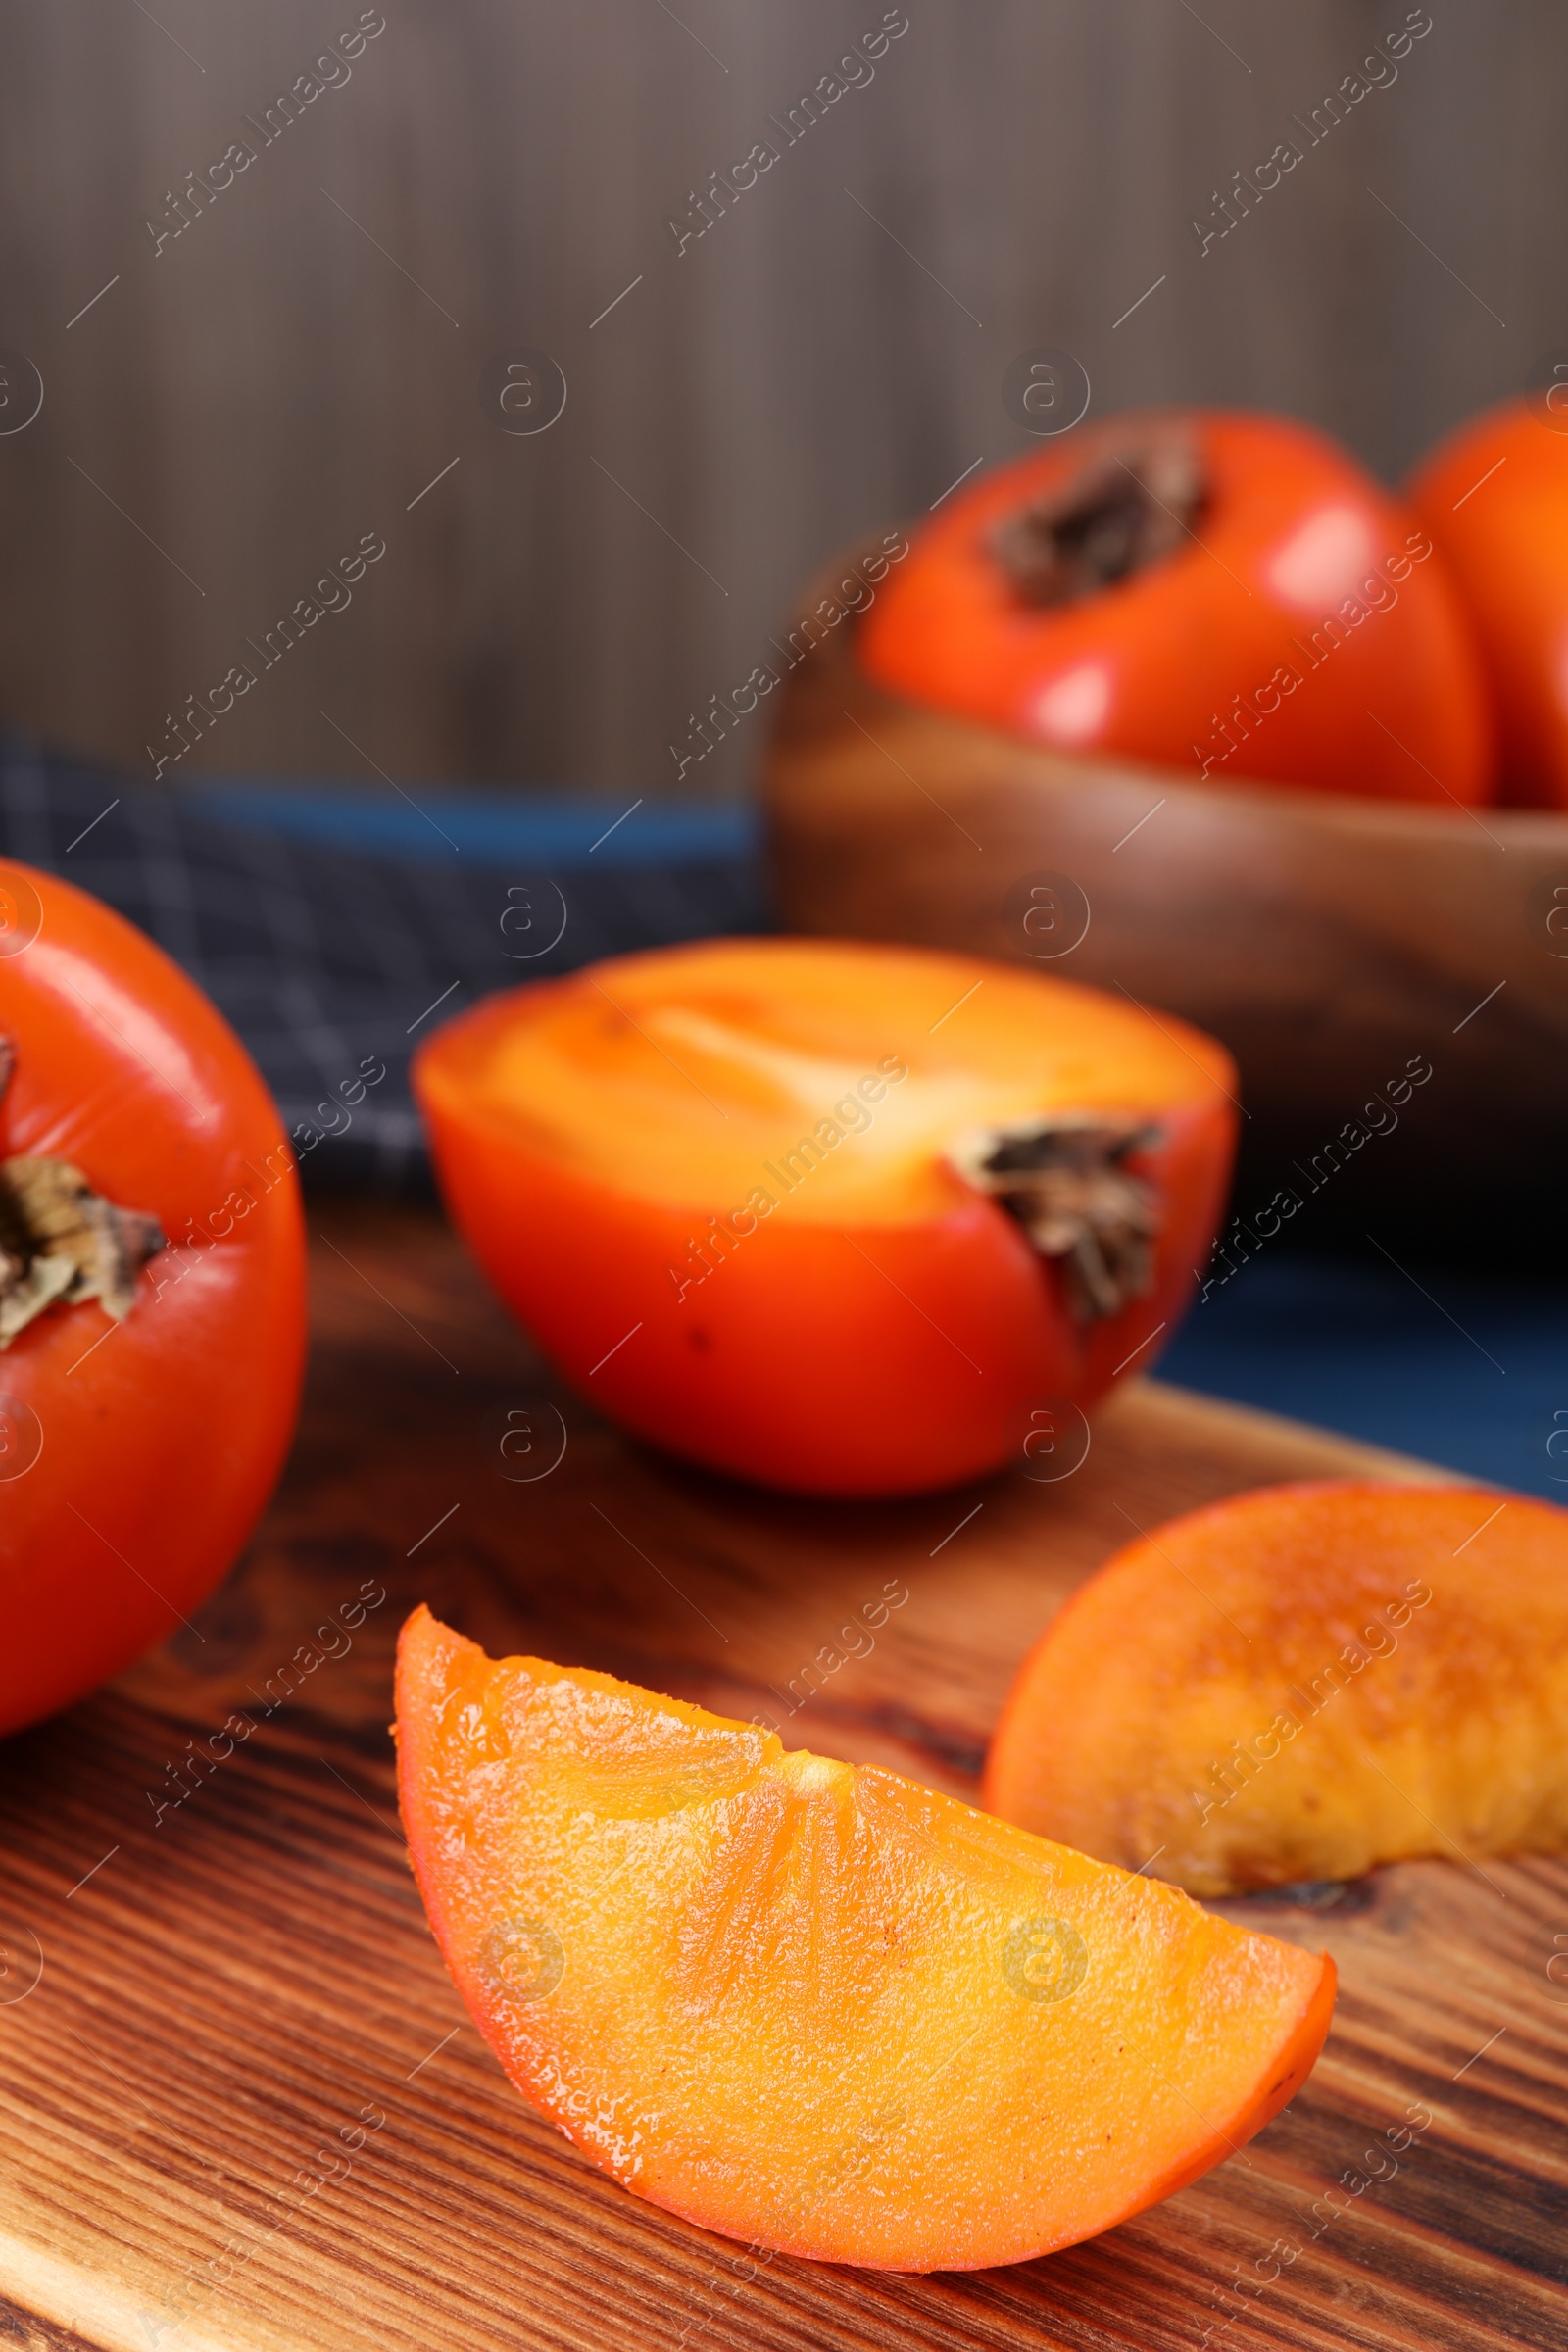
(858, 407, 1495, 803)
(985, 1480, 1568, 1897)
(0, 859, 306, 1738)
(396, 1606, 1335, 2272)
(1405, 396, 1568, 807)
(413, 938, 1237, 1496)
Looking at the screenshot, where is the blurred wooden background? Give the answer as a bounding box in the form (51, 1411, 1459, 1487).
(0, 0, 1560, 798)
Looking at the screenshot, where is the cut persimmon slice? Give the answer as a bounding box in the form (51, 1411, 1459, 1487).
(984, 1480, 1568, 1897)
(395, 1606, 1334, 2272)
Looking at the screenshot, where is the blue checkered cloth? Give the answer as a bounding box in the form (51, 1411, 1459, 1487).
(0, 734, 764, 1191)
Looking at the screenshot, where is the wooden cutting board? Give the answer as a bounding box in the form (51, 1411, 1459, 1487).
(2, 1204, 1564, 2352)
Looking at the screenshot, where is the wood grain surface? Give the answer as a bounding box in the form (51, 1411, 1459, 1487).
(764, 571, 1568, 1234)
(1, 1203, 1565, 2352)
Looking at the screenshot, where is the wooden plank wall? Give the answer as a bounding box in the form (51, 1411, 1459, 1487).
(0, 0, 1559, 797)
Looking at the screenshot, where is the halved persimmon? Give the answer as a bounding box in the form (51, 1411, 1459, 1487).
(396, 1605, 1335, 2272)
(413, 939, 1236, 1495)
(984, 1481, 1568, 1897)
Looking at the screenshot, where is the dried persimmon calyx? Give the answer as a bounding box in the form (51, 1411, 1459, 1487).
(0, 1033, 165, 1348)
(991, 427, 1205, 608)
(947, 1112, 1162, 1321)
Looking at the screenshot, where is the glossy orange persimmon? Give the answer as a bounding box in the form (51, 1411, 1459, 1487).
(1406, 397, 1568, 807)
(0, 859, 306, 1738)
(414, 939, 1237, 1496)
(858, 407, 1495, 803)
(984, 1481, 1568, 1897)
(396, 1605, 1335, 2271)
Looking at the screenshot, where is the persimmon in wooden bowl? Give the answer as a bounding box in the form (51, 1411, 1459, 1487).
(1407, 395, 1568, 809)
(765, 412, 1568, 1228)
(413, 938, 1236, 1496)
(858, 409, 1493, 805)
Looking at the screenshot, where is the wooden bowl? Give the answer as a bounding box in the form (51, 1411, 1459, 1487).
(763, 551, 1568, 1244)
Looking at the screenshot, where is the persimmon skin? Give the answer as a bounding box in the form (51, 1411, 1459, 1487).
(1406, 399, 1568, 808)
(395, 1605, 1336, 2273)
(0, 860, 306, 1738)
(414, 941, 1238, 1497)
(858, 408, 1495, 805)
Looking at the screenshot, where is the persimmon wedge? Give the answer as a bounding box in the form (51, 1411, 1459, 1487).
(985, 1481, 1568, 1898)
(395, 1606, 1335, 2272)
(413, 938, 1236, 1495)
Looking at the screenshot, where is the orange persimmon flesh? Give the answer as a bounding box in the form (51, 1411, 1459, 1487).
(396, 1605, 1334, 2272)
(423, 939, 1221, 1216)
(985, 1481, 1568, 1898)
(413, 939, 1236, 1495)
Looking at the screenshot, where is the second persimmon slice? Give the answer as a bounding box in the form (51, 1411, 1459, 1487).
(985, 1480, 1568, 1896)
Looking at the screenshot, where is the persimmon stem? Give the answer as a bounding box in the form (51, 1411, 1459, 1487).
(948, 1114, 1162, 1321)
(992, 429, 1204, 608)
(0, 1031, 165, 1348)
